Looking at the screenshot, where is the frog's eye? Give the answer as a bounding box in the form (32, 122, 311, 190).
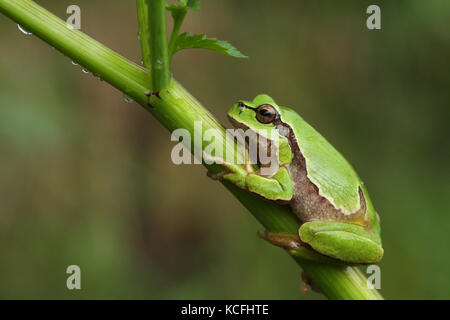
(256, 104, 277, 124)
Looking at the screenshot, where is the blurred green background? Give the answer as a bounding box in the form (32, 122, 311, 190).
(0, 0, 449, 299)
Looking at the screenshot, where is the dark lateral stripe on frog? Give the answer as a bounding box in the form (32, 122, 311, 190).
(281, 122, 369, 227)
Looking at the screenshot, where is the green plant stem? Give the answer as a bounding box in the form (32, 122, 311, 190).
(136, 0, 151, 69)
(148, 0, 170, 91)
(0, 0, 383, 300)
(167, 10, 186, 61)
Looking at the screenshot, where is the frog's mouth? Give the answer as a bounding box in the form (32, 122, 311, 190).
(228, 114, 250, 131)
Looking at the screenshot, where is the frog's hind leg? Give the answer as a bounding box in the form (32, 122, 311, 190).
(299, 221, 384, 264)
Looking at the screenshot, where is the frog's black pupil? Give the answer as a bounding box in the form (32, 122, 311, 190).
(255, 104, 277, 124)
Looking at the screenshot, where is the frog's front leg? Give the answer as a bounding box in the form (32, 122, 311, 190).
(204, 152, 293, 201)
(299, 221, 384, 264)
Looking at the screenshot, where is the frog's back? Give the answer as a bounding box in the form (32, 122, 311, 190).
(278, 106, 364, 216)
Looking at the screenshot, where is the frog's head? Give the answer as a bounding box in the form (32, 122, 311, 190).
(228, 94, 279, 130)
(228, 94, 293, 167)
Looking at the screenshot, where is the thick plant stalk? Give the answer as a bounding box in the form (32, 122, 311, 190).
(0, 0, 383, 300)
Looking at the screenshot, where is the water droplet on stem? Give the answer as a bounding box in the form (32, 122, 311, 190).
(17, 24, 32, 35)
(123, 94, 134, 103)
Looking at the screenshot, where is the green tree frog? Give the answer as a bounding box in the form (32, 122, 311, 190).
(206, 94, 383, 264)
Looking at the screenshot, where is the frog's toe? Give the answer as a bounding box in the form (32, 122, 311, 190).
(300, 272, 321, 294)
(257, 230, 303, 250)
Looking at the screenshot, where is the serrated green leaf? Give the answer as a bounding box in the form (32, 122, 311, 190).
(173, 32, 247, 58)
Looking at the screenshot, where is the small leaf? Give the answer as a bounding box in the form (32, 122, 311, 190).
(187, 0, 200, 11)
(171, 0, 199, 11)
(173, 32, 247, 58)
